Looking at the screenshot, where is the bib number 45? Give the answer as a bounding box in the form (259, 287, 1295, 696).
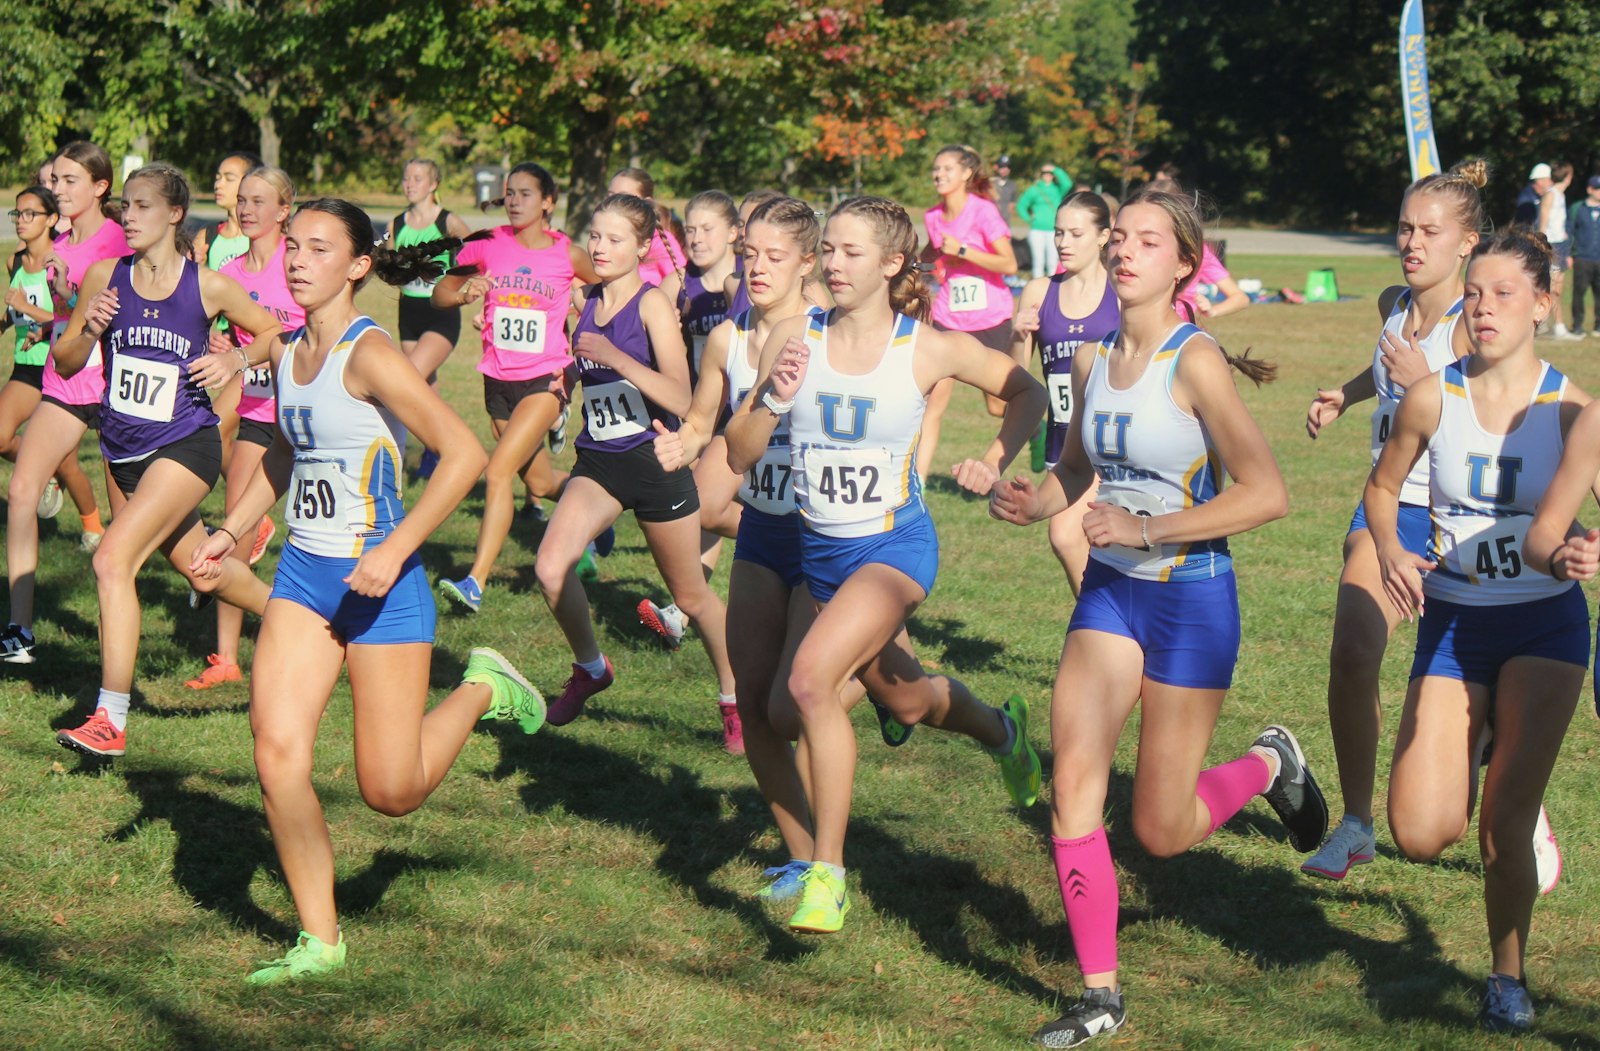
(816, 463, 881, 505)
(1473, 534, 1522, 580)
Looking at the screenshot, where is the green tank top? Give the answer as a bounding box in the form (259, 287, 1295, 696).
(207, 227, 250, 271)
(7, 262, 52, 366)
(394, 208, 453, 298)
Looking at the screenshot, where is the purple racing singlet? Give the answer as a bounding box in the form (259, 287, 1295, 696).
(679, 266, 729, 378)
(99, 256, 217, 462)
(1037, 274, 1120, 466)
(573, 284, 680, 454)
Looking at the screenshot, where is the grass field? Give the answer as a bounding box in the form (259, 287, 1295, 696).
(1, 253, 1598, 1050)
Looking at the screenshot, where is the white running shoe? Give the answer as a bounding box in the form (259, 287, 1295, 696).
(637, 599, 688, 649)
(1534, 805, 1561, 895)
(37, 478, 63, 519)
(1301, 815, 1376, 880)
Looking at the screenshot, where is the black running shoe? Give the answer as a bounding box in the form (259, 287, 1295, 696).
(868, 696, 913, 747)
(1033, 987, 1125, 1048)
(1253, 725, 1328, 852)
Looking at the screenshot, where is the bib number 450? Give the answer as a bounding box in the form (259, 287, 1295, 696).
(292, 477, 338, 521)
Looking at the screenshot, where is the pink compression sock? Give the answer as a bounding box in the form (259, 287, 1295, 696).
(1051, 827, 1119, 976)
(1194, 752, 1271, 838)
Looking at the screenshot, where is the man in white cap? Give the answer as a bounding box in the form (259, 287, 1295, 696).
(1513, 162, 1552, 227)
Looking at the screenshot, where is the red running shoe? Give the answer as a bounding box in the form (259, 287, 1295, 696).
(57, 708, 126, 757)
(249, 517, 275, 565)
(719, 699, 745, 755)
(547, 657, 615, 726)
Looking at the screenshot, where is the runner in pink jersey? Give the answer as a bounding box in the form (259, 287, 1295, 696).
(186, 166, 305, 690)
(919, 145, 1018, 485)
(609, 168, 686, 304)
(2, 142, 121, 666)
(435, 162, 601, 613)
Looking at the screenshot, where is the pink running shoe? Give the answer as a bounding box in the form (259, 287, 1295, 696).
(57, 708, 126, 757)
(1535, 805, 1561, 895)
(249, 517, 276, 565)
(719, 699, 744, 755)
(547, 657, 615, 726)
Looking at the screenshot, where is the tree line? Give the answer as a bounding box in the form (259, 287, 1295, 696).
(5, 1, 1596, 230)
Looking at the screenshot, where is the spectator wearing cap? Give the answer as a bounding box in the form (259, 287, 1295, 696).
(1539, 162, 1581, 339)
(1513, 162, 1552, 228)
(1016, 163, 1073, 278)
(1566, 174, 1600, 337)
(993, 154, 1019, 223)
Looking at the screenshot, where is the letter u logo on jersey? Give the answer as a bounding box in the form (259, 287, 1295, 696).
(817, 393, 876, 443)
(1092, 412, 1134, 462)
(1466, 453, 1522, 505)
(281, 406, 316, 450)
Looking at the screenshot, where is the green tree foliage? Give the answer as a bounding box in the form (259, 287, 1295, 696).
(1136, 0, 1600, 225)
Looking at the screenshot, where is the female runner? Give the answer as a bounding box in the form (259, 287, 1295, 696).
(535, 193, 735, 730)
(991, 188, 1326, 1047)
(1296, 161, 1564, 881)
(435, 162, 600, 612)
(728, 195, 1046, 934)
(188, 197, 543, 984)
(186, 165, 304, 690)
(2, 185, 101, 529)
(636, 189, 744, 644)
(608, 168, 685, 303)
(50, 164, 278, 758)
(1377, 229, 1588, 1033)
(1, 143, 123, 664)
(1009, 190, 1118, 591)
(917, 145, 1018, 483)
(388, 158, 470, 481)
(193, 150, 261, 271)
(647, 196, 820, 752)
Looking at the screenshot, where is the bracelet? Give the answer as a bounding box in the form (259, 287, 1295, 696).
(1139, 516, 1152, 551)
(1549, 545, 1566, 581)
(762, 390, 795, 415)
(215, 525, 239, 544)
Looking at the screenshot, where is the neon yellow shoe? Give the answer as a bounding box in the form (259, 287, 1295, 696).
(786, 863, 850, 934)
(465, 647, 547, 734)
(992, 695, 1041, 808)
(245, 930, 346, 985)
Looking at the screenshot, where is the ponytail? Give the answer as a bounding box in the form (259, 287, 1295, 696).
(371, 237, 464, 288)
(890, 265, 933, 323)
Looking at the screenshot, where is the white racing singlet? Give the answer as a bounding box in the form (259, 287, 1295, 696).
(1081, 323, 1230, 581)
(1371, 289, 1464, 506)
(789, 310, 925, 538)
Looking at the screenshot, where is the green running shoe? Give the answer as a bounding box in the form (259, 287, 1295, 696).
(869, 695, 914, 748)
(576, 543, 599, 582)
(787, 863, 850, 934)
(992, 695, 1041, 808)
(465, 647, 547, 734)
(246, 930, 346, 985)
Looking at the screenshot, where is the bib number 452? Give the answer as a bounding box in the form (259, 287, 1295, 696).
(816, 464, 880, 505)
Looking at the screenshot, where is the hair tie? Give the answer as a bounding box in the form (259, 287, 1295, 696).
(908, 261, 924, 275)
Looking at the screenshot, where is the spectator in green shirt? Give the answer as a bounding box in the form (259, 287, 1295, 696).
(1017, 164, 1073, 277)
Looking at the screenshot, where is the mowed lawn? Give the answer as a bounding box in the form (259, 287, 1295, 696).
(1, 253, 1598, 1050)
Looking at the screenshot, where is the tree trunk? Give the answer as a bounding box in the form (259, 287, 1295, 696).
(258, 111, 282, 169)
(565, 106, 619, 238)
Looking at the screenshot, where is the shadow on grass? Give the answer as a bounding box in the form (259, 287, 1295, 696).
(487, 727, 819, 964)
(107, 770, 455, 945)
(906, 615, 1005, 671)
(0, 928, 260, 1051)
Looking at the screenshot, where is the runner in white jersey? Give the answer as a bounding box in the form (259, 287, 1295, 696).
(1300, 160, 1561, 887)
(1371, 229, 1589, 1035)
(188, 199, 544, 986)
(728, 195, 1046, 936)
(992, 189, 1325, 1048)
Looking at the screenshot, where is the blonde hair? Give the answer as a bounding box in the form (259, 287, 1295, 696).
(1405, 157, 1490, 234)
(828, 196, 930, 321)
(243, 165, 296, 230)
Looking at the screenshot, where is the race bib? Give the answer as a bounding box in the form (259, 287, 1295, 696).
(494, 306, 547, 356)
(1441, 515, 1528, 584)
(286, 459, 350, 532)
(691, 332, 708, 373)
(948, 275, 987, 313)
(1371, 404, 1395, 463)
(52, 320, 102, 369)
(744, 446, 797, 516)
(109, 355, 179, 423)
(1102, 488, 1167, 567)
(802, 447, 893, 524)
(1047, 373, 1074, 425)
(583, 378, 648, 442)
(243, 364, 274, 401)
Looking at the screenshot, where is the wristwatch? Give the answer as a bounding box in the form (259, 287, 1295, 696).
(958, 244, 968, 258)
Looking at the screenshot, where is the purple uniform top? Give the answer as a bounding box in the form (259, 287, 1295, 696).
(1036, 274, 1120, 466)
(99, 256, 217, 462)
(573, 284, 680, 454)
(679, 266, 728, 380)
